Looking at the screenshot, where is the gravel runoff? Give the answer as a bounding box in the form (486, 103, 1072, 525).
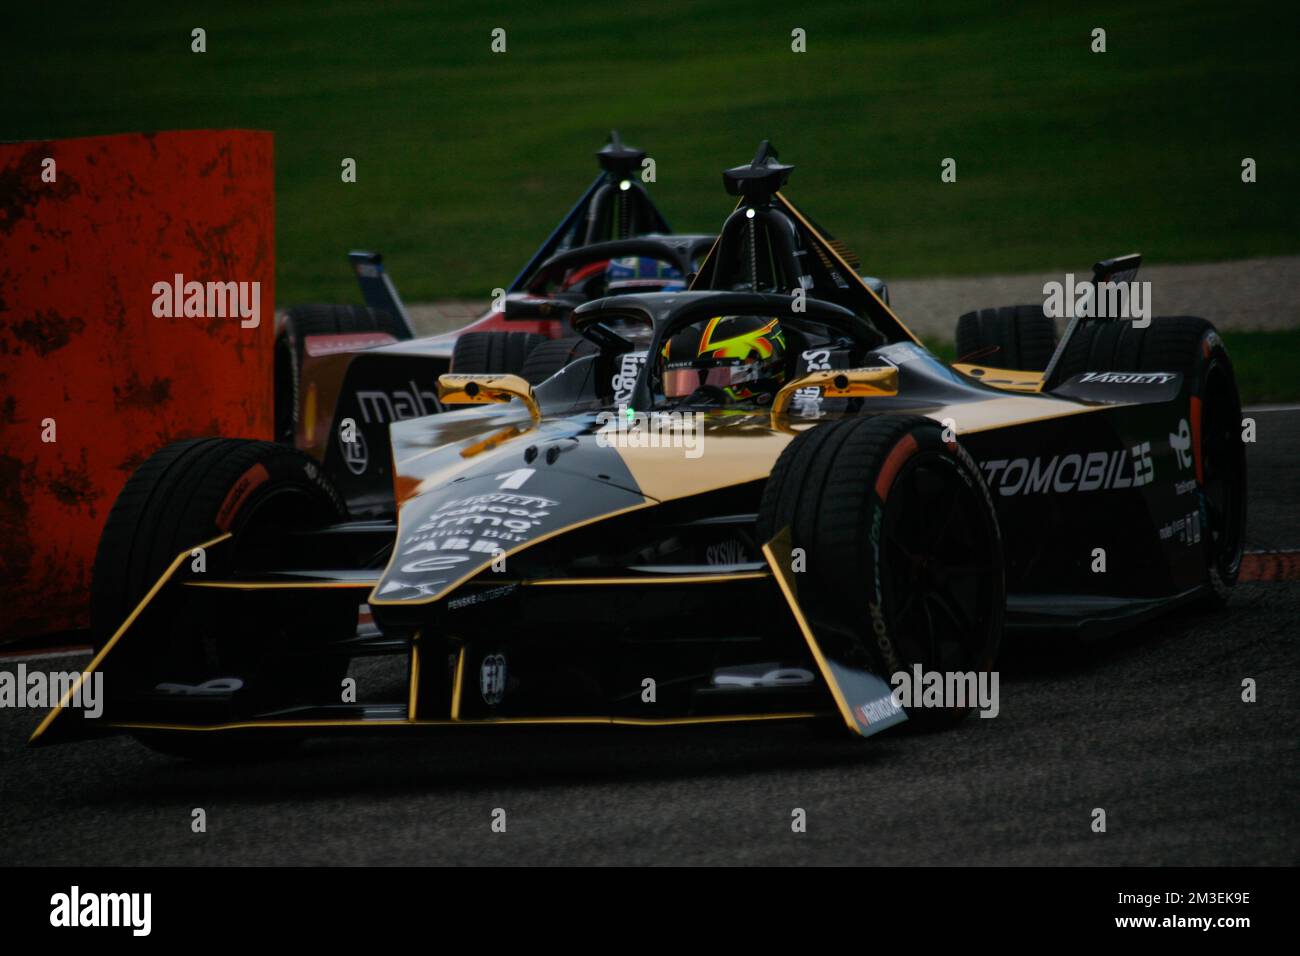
(403, 255, 1300, 342)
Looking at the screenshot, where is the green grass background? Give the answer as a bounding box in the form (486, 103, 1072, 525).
(6, 0, 1297, 307)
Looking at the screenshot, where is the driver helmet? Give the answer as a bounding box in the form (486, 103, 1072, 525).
(662, 315, 787, 403)
(605, 256, 687, 294)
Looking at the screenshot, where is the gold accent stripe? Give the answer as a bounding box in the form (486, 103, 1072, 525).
(929, 396, 1121, 436)
(29, 532, 234, 745)
(184, 579, 378, 590)
(775, 192, 923, 346)
(450, 645, 466, 720)
(519, 571, 771, 586)
(951, 363, 1045, 393)
(108, 712, 820, 732)
(407, 635, 421, 722)
(761, 532, 858, 734)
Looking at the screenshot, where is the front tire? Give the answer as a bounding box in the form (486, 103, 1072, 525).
(759, 416, 1005, 727)
(91, 439, 355, 758)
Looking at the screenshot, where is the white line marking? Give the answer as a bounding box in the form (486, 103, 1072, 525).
(0, 647, 93, 664)
(1243, 403, 1300, 412)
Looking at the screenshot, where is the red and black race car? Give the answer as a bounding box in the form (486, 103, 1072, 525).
(273, 131, 714, 515)
(32, 141, 1245, 755)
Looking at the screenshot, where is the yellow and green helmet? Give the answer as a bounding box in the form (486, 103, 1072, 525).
(662, 315, 787, 403)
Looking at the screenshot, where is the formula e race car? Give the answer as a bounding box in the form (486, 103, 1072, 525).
(273, 131, 714, 517)
(31, 142, 1246, 754)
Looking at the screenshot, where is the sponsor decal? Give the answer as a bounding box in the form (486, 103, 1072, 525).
(1170, 418, 1193, 470)
(383, 491, 561, 591)
(341, 427, 369, 475)
(355, 381, 441, 424)
(1078, 371, 1177, 385)
(304, 332, 396, 357)
(791, 348, 834, 419)
(711, 664, 816, 688)
(705, 538, 749, 565)
(377, 578, 445, 597)
(154, 678, 243, 696)
(1175, 478, 1198, 496)
(214, 463, 270, 531)
(979, 443, 1153, 496)
(867, 504, 903, 675)
(1159, 510, 1203, 546)
(858, 694, 905, 726)
(446, 584, 519, 610)
(400, 492, 556, 555)
(480, 653, 508, 706)
(399, 553, 474, 575)
(612, 351, 647, 406)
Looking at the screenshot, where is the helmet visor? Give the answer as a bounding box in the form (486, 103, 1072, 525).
(663, 361, 759, 398)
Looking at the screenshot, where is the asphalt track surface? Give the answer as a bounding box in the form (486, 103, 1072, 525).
(1, 412, 1296, 866)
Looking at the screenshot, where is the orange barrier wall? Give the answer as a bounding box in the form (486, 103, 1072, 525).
(0, 130, 274, 642)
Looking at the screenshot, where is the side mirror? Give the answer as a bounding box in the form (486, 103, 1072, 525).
(769, 366, 899, 425)
(437, 373, 541, 423)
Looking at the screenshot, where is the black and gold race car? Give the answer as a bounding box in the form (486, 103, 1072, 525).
(32, 142, 1246, 754)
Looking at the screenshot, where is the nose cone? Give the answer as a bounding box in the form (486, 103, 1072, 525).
(374, 414, 653, 606)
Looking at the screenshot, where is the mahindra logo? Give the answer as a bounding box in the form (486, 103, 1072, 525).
(355, 381, 442, 424)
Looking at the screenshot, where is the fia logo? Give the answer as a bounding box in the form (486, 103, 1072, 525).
(480, 653, 508, 706)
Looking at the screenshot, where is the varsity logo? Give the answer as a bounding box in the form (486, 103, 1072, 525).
(1078, 371, 1177, 385)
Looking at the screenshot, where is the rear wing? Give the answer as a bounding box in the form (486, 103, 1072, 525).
(348, 250, 416, 338)
(1040, 253, 1142, 388)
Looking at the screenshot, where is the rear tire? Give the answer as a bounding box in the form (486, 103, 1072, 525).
(759, 416, 1004, 728)
(275, 304, 407, 444)
(520, 336, 600, 385)
(955, 305, 1057, 370)
(1056, 317, 1246, 604)
(451, 331, 546, 376)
